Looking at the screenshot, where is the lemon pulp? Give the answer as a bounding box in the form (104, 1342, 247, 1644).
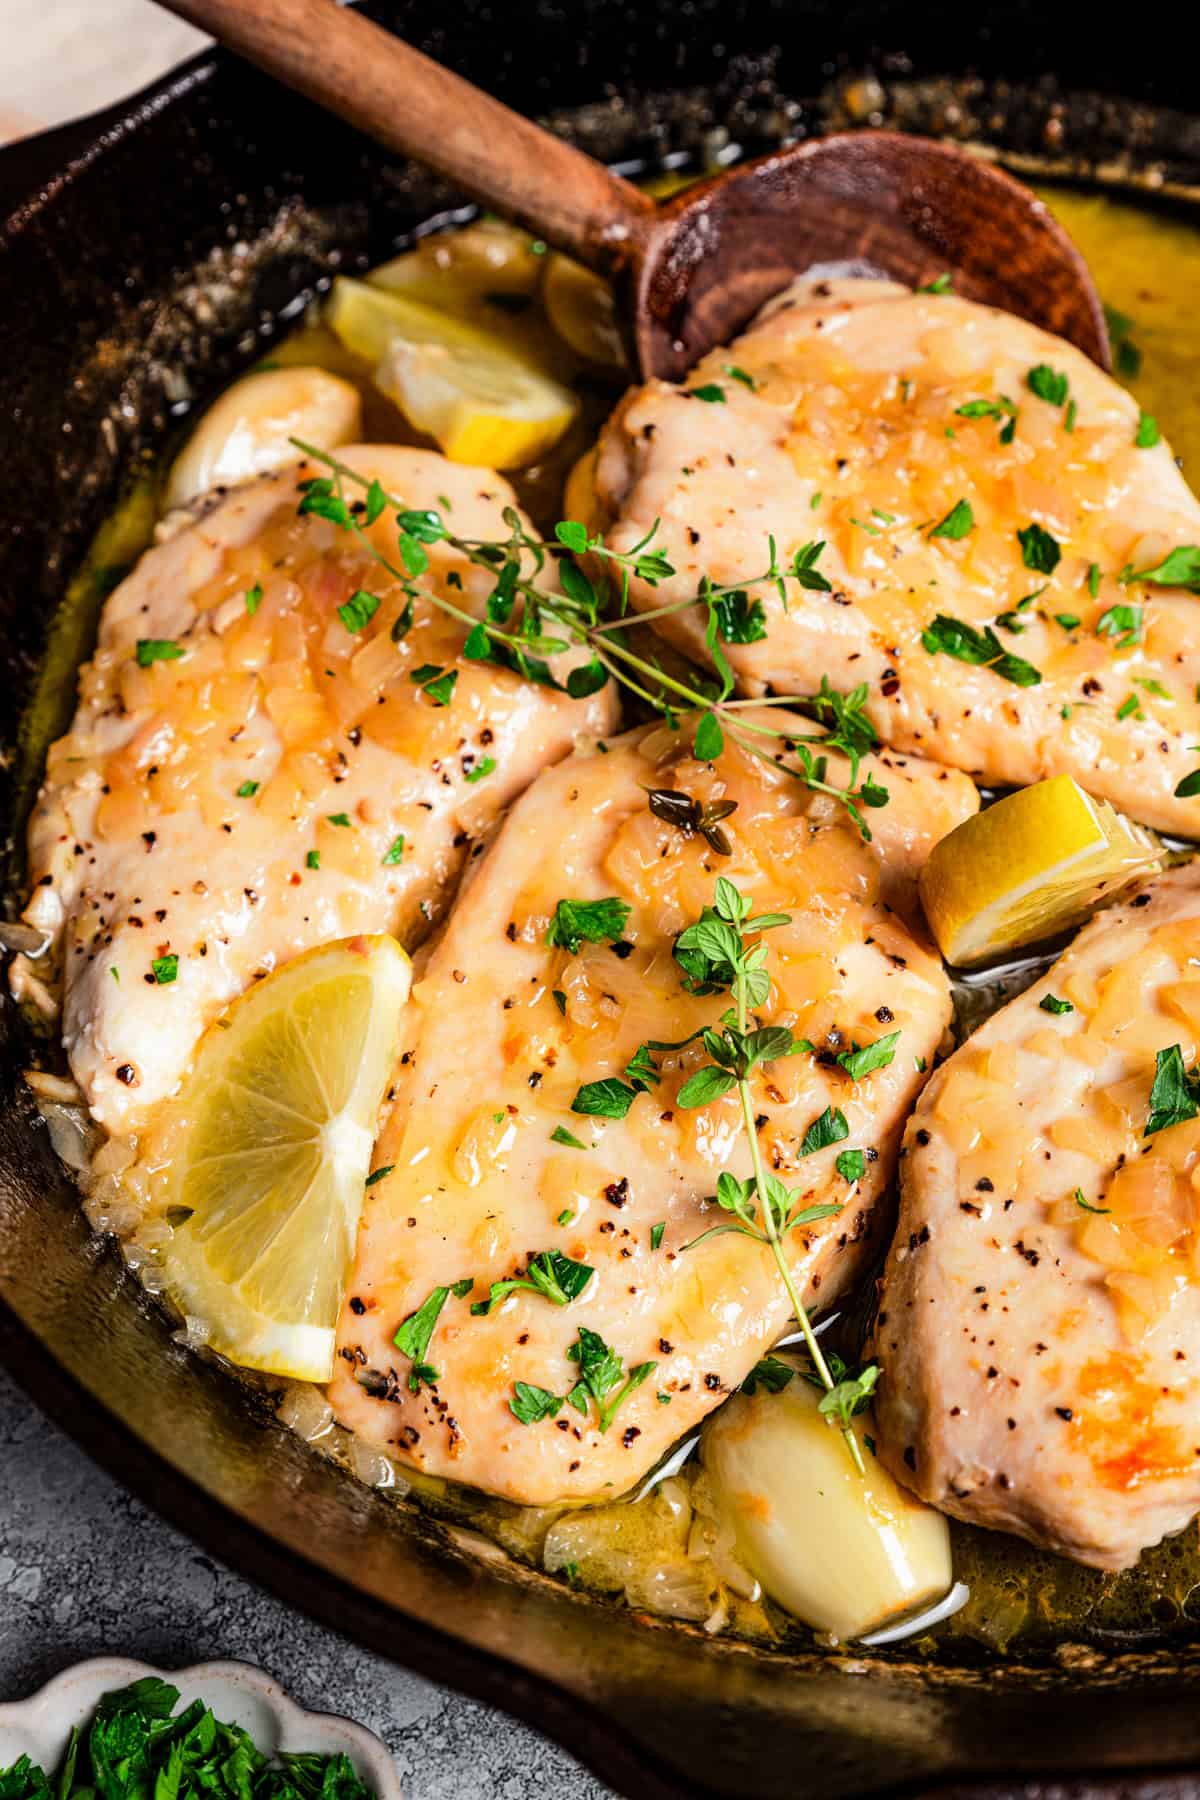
(156, 935, 410, 1380)
(326, 276, 577, 469)
(919, 775, 1161, 966)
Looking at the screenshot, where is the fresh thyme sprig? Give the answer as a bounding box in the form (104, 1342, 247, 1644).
(289, 440, 889, 838)
(671, 875, 877, 1473)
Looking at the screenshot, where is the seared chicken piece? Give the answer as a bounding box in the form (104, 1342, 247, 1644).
(873, 862, 1200, 1570)
(22, 447, 616, 1135)
(329, 718, 962, 1504)
(593, 276, 1200, 836)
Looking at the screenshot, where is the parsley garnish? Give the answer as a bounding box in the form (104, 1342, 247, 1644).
(1145, 1044, 1200, 1137)
(510, 1382, 564, 1424)
(551, 1125, 588, 1149)
(724, 364, 757, 390)
(837, 1031, 900, 1080)
(244, 582, 263, 615)
(305, 850, 320, 870)
(921, 615, 1042, 687)
(571, 1076, 639, 1120)
(136, 638, 184, 667)
(743, 1355, 795, 1395)
(365, 1165, 393, 1187)
(1026, 364, 1069, 407)
(1097, 603, 1143, 649)
(565, 1326, 656, 1432)
(236, 780, 259, 798)
(465, 755, 496, 783)
(1135, 412, 1160, 449)
(928, 499, 974, 541)
(327, 812, 351, 828)
(835, 1148, 866, 1184)
(470, 1249, 594, 1316)
(151, 954, 178, 985)
(1039, 994, 1074, 1014)
(410, 664, 458, 706)
(0, 1678, 378, 1800)
(381, 835, 404, 866)
(919, 273, 953, 294)
(1075, 1188, 1110, 1215)
(393, 1280, 472, 1391)
(547, 896, 632, 954)
(1017, 523, 1061, 574)
(1121, 547, 1200, 594)
(650, 1222, 666, 1250)
(688, 383, 726, 403)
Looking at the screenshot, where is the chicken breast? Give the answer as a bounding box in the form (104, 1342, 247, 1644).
(592, 276, 1200, 836)
(328, 717, 961, 1504)
(22, 447, 616, 1136)
(872, 861, 1200, 1570)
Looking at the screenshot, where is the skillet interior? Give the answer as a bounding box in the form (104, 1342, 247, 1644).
(4, 3, 1200, 1794)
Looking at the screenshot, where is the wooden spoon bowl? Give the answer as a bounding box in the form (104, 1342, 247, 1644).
(158, 0, 1110, 374)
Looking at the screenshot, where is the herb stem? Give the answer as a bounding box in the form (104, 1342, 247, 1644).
(731, 941, 865, 1475)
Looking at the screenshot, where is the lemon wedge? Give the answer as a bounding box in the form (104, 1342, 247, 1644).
(919, 775, 1161, 966)
(541, 253, 626, 369)
(368, 218, 545, 314)
(156, 935, 410, 1380)
(326, 276, 578, 468)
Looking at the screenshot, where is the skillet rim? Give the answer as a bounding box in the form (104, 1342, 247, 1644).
(5, 24, 1200, 1800)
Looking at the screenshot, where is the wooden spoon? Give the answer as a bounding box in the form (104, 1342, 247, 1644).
(157, 0, 1110, 375)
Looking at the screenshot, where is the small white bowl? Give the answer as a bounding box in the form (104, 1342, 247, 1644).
(0, 1658, 402, 1800)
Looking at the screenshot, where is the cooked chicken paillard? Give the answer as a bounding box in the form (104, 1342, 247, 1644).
(872, 861, 1200, 1571)
(328, 720, 967, 1504)
(21, 447, 616, 1135)
(592, 276, 1200, 836)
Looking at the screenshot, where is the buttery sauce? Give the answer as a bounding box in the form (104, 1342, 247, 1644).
(16, 176, 1200, 1662)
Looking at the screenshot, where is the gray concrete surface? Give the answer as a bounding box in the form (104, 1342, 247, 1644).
(0, 1367, 612, 1800)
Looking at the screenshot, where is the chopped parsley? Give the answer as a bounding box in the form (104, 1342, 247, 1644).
(1145, 1044, 1200, 1137)
(236, 780, 260, 798)
(305, 850, 320, 870)
(244, 582, 263, 615)
(150, 954, 178, 985)
(136, 638, 184, 667)
(799, 1105, 849, 1157)
(724, 364, 757, 390)
(650, 1222, 666, 1250)
(921, 614, 1042, 687)
(919, 273, 953, 294)
(928, 499, 974, 541)
(365, 1165, 393, 1187)
(471, 1249, 594, 1316)
(410, 663, 458, 706)
(1017, 523, 1061, 574)
(510, 1382, 564, 1424)
(1135, 412, 1160, 449)
(835, 1148, 867, 1184)
(837, 1031, 900, 1080)
(688, 383, 726, 403)
(546, 896, 632, 954)
(327, 812, 352, 828)
(565, 1326, 656, 1432)
(742, 1355, 796, 1395)
(1026, 364, 1069, 407)
(1097, 603, 1143, 649)
(381, 835, 405, 866)
(393, 1279, 473, 1391)
(551, 1125, 588, 1150)
(464, 755, 496, 784)
(1054, 612, 1081, 632)
(1075, 1188, 1110, 1215)
(1039, 994, 1074, 1015)
(1122, 547, 1200, 594)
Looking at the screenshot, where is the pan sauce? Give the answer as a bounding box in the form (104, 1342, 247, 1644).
(17, 178, 1200, 1660)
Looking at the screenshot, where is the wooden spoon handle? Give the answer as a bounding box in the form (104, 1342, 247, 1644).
(156, 0, 655, 270)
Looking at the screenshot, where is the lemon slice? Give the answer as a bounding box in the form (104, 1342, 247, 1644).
(541, 253, 626, 369)
(919, 775, 1161, 966)
(156, 935, 410, 1380)
(368, 218, 545, 313)
(326, 276, 578, 468)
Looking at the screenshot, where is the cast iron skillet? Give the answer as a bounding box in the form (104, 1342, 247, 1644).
(4, 5, 1200, 1795)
